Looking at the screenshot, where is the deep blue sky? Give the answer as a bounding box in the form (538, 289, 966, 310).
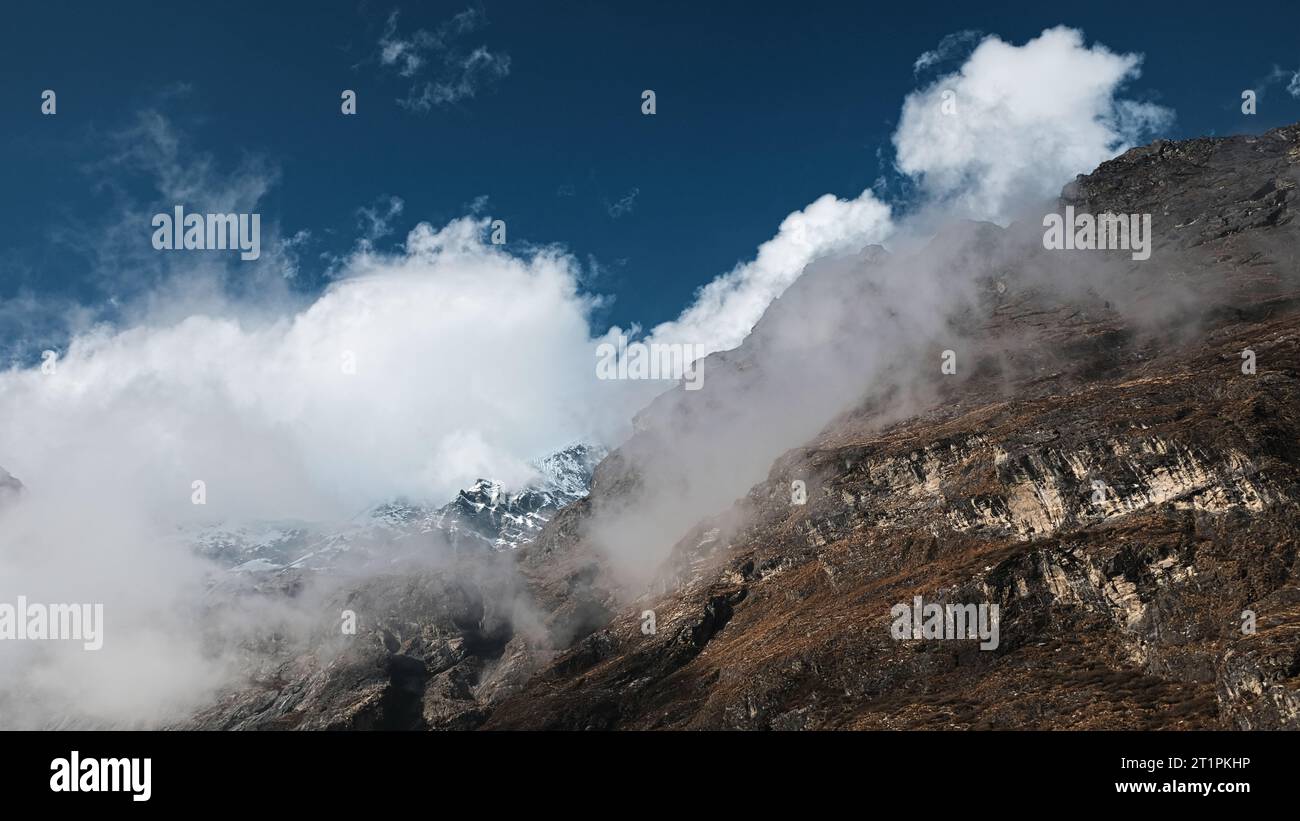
(2, 0, 1299, 347)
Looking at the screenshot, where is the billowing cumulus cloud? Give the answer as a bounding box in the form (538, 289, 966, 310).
(0, 217, 605, 522)
(0, 216, 613, 727)
(893, 26, 1173, 223)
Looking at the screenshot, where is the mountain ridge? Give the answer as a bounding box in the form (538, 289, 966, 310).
(483, 123, 1300, 729)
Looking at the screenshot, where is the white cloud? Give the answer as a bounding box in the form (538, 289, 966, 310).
(893, 26, 1173, 223)
(646, 189, 894, 356)
(0, 213, 624, 727)
(2, 26, 1179, 516)
(644, 27, 1172, 360)
(0, 217, 605, 522)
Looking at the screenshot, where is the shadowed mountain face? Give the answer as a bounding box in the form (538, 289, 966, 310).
(191, 125, 1300, 730)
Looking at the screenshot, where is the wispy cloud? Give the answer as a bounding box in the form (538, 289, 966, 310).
(378, 6, 511, 111)
(1257, 64, 1300, 100)
(912, 29, 984, 75)
(356, 194, 406, 246)
(605, 187, 639, 219)
(1, 109, 297, 365)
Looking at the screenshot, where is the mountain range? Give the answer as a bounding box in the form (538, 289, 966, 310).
(10, 125, 1300, 731)
(188, 442, 606, 573)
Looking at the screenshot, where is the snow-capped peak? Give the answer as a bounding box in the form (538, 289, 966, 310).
(189, 442, 608, 573)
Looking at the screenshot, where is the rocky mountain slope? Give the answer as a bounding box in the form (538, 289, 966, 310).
(191, 125, 1300, 730)
(483, 125, 1300, 730)
(183, 444, 605, 730)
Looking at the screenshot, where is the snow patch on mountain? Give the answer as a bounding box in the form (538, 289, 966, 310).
(190, 443, 605, 573)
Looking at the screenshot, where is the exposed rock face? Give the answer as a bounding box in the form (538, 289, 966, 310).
(190, 125, 1300, 731)
(433, 443, 606, 551)
(187, 557, 534, 730)
(482, 126, 1300, 730)
(487, 325, 1300, 728)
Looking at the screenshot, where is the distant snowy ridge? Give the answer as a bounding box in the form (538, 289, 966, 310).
(191, 442, 606, 573)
